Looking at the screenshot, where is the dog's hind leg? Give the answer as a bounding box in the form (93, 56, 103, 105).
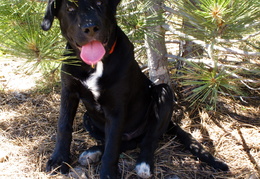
(135, 84, 174, 178)
(167, 123, 229, 171)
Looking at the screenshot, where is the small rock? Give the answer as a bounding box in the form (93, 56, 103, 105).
(69, 166, 87, 179)
(0, 151, 9, 163)
(248, 173, 259, 179)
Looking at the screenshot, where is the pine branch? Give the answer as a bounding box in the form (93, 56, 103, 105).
(240, 80, 260, 91)
(216, 31, 260, 43)
(217, 91, 260, 104)
(118, 10, 142, 17)
(162, 24, 260, 57)
(162, 5, 180, 16)
(166, 54, 252, 71)
(167, 54, 260, 91)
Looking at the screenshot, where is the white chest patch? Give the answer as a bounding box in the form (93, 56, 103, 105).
(82, 61, 103, 100)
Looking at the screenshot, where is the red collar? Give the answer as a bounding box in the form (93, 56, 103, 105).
(109, 40, 117, 54)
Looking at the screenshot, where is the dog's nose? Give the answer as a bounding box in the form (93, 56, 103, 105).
(81, 24, 99, 36)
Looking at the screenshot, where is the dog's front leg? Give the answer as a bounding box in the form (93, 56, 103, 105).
(100, 110, 125, 179)
(46, 88, 79, 174)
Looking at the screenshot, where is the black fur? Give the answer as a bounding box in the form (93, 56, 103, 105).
(42, 0, 228, 178)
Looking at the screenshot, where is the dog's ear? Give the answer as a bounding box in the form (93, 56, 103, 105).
(111, 0, 121, 13)
(41, 0, 61, 31)
(113, 0, 121, 7)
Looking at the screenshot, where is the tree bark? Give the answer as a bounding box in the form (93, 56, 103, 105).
(144, 0, 171, 86)
(177, 0, 204, 72)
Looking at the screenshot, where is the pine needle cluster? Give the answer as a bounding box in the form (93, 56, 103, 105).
(0, 0, 65, 75)
(171, 0, 260, 110)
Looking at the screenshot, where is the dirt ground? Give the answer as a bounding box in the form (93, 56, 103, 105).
(0, 56, 259, 179)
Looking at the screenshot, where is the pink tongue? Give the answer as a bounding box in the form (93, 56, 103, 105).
(80, 41, 106, 65)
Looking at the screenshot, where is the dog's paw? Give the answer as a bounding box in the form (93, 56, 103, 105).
(78, 150, 102, 166)
(212, 159, 229, 171)
(135, 162, 151, 179)
(46, 155, 70, 174)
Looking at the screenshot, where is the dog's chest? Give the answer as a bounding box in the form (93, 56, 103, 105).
(81, 62, 103, 100)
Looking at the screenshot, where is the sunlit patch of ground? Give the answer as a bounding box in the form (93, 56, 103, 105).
(0, 56, 259, 179)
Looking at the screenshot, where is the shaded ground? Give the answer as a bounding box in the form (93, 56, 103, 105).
(0, 57, 259, 179)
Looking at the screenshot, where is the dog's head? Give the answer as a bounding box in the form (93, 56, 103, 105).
(41, 0, 120, 65)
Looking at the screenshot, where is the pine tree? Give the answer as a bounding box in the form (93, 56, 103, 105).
(117, 0, 172, 85)
(164, 0, 260, 109)
(0, 0, 64, 75)
(144, 0, 171, 85)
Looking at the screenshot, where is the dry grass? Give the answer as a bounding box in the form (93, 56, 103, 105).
(0, 57, 259, 179)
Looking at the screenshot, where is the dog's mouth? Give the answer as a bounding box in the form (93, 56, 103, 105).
(76, 40, 107, 66)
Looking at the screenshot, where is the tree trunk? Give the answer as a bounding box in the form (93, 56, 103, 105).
(144, 0, 171, 86)
(177, 0, 204, 71)
(179, 21, 204, 58)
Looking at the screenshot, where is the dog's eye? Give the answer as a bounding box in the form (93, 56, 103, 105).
(96, 0, 102, 6)
(67, 6, 76, 12)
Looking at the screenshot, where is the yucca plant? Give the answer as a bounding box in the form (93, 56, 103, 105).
(172, 0, 260, 109)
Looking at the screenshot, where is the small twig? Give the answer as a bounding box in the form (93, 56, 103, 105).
(237, 126, 260, 173)
(155, 137, 177, 154)
(162, 5, 181, 17)
(218, 91, 259, 99)
(218, 68, 260, 91)
(240, 80, 260, 91)
(68, 164, 83, 179)
(216, 31, 260, 43)
(165, 40, 180, 44)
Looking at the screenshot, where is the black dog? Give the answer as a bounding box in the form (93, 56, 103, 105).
(41, 0, 228, 178)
